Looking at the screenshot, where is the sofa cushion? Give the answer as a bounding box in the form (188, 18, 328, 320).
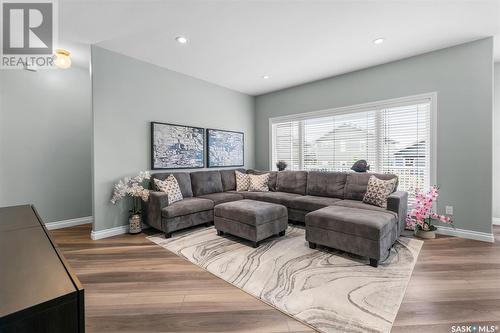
(305, 206, 397, 241)
(214, 199, 287, 226)
(161, 197, 214, 219)
(190, 171, 223, 196)
(247, 169, 277, 191)
(220, 168, 245, 191)
(277, 171, 308, 195)
(289, 195, 342, 212)
(344, 173, 398, 201)
(307, 171, 346, 198)
(239, 191, 302, 207)
(198, 192, 244, 205)
(333, 199, 397, 216)
(151, 172, 193, 198)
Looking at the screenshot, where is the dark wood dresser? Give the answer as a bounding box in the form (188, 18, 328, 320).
(0, 205, 84, 333)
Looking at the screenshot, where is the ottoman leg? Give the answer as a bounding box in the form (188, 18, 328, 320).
(309, 242, 317, 249)
(165, 232, 172, 239)
(369, 258, 379, 268)
(252, 241, 259, 248)
(278, 230, 286, 237)
(216, 230, 224, 236)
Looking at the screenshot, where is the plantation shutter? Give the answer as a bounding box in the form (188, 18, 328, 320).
(302, 111, 377, 171)
(270, 97, 432, 204)
(379, 103, 431, 200)
(271, 121, 300, 170)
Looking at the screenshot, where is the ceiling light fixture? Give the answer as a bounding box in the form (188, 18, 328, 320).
(53, 49, 71, 69)
(373, 37, 385, 45)
(262, 75, 270, 79)
(175, 36, 189, 44)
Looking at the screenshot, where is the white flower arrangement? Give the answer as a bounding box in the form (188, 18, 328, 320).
(111, 171, 151, 214)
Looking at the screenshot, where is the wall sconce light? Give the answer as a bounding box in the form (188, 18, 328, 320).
(54, 49, 71, 69)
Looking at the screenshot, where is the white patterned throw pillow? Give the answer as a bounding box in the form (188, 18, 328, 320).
(362, 175, 398, 208)
(235, 170, 250, 191)
(248, 173, 270, 192)
(154, 175, 183, 205)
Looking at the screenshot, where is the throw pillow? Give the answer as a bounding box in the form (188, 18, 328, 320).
(248, 173, 270, 192)
(235, 170, 250, 191)
(362, 175, 398, 208)
(154, 175, 183, 205)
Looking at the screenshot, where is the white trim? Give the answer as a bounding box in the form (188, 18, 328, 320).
(493, 217, 500, 226)
(91, 225, 128, 240)
(436, 226, 495, 243)
(269, 92, 437, 123)
(45, 216, 93, 230)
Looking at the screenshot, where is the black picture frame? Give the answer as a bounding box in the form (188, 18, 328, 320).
(206, 128, 244, 168)
(151, 121, 205, 170)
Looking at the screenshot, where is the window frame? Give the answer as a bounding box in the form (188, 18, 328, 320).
(268, 92, 437, 187)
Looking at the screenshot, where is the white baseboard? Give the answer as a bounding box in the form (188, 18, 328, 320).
(91, 225, 129, 240)
(90, 222, 151, 240)
(492, 217, 500, 226)
(436, 226, 495, 243)
(45, 216, 93, 230)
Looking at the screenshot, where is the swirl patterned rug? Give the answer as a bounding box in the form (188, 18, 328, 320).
(147, 226, 422, 333)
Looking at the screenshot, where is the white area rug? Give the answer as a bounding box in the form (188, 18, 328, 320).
(147, 226, 422, 333)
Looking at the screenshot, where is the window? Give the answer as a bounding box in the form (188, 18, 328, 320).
(270, 95, 434, 202)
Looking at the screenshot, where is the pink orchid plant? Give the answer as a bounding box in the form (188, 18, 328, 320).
(406, 185, 453, 231)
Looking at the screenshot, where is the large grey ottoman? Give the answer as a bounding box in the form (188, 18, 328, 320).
(214, 199, 288, 248)
(305, 206, 398, 267)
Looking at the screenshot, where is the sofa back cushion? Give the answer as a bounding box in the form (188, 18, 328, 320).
(151, 172, 193, 198)
(277, 171, 308, 195)
(190, 170, 223, 196)
(344, 173, 398, 201)
(307, 171, 346, 198)
(220, 168, 246, 191)
(246, 169, 277, 191)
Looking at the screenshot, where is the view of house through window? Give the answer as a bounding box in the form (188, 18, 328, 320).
(271, 98, 432, 202)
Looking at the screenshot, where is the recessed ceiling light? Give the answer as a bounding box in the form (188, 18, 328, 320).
(175, 36, 189, 44)
(373, 38, 385, 45)
(262, 75, 270, 79)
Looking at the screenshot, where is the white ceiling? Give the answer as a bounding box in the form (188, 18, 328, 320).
(60, 0, 500, 96)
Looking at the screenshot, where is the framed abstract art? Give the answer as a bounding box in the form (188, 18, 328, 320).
(206, 128, 244, 167)
(151, 122, 205, 169)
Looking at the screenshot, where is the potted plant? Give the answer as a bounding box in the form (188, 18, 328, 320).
(276, 160, 287, 171)
(111, 171, 151, 234)
(406, 185, 453, 239)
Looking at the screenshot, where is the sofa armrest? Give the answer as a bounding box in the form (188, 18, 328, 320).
(387, 191, 408, 236)
(142, 191, 168, 231)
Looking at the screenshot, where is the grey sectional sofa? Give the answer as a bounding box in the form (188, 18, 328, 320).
(143, 169, 407, 266)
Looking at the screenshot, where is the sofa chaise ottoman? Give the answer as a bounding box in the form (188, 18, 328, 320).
(305, 205, 399, 267)
(214, 199, 288, 248)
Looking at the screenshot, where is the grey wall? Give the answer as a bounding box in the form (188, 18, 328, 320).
(494, 63, 500, 222)
(255, 38, 494, 234)
(92, 46, 255, 232)
(0, 67, 92, 223)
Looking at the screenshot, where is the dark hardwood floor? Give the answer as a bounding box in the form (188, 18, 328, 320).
(50, 225, 500, 333)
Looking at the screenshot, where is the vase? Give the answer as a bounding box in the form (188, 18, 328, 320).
(414, 228, 436, 239)
(129, 213, 142, 234)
